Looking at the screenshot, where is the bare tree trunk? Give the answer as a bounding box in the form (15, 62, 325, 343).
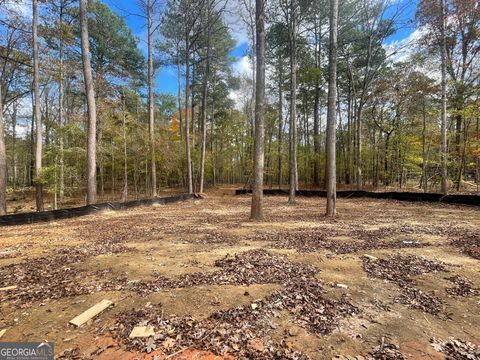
(0, 86, 6, 215)
(326, 0, 338, 217)
(147, 0, 157, 197)
(277, 60, 283, 188)
(58, 0, 66, 203)
(440, 0, 448, 194)
(176, 48, 183, 141)
(80, 0, 97, 204)
(33, 0, 44, 211)
(356, 105, 363, 190)
(250, 0, 265, 221)
(476, 117, 479, 193)
(59, 23, 65, 203)
(199, 0, 212, 194)
(122, 94, 128, 201)
(421, 101, 428, 192)
(185, 36, 193, 194)
(313, 16, 322, 187)
(12, 101, 17, 190)
(288, 0, 298, 204)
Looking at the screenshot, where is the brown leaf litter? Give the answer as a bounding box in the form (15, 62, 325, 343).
(249, 229, 428, 254)
(0, 239, 131, 304)
(430, 337, 480, 359)
(444, 275, 480, 297)
(108, 277, 358, 359)
(130, 249, 318, 293)
(362, 255, 448, 315)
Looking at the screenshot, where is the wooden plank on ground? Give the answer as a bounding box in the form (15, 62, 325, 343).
(363, 254, 378, 260)
(0, 286, 17, 291)
(129, 326, 155, 338)
(0, 329, 6, 338)
(69, 299, 113, 327)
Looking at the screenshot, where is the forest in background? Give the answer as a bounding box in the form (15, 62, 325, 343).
(0, 0, 479, 214)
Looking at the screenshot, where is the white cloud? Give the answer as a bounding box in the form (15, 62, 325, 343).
(384, 27, 427, 63)
(3, 0, 31, 19)
(224, 0, 251, 46)
(229, 56, 254, 109)
(232, 55, 252, 77)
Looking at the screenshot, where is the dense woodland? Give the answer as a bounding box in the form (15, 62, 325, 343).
(0, 0, 479, 215)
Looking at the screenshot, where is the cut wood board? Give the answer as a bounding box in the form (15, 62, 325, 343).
(129, 326, 155, 338)
(0, 286, 17, 291)
(363, 254, 378, 260)
(69, 300, 113, 327)
(0, 329, 6, 338)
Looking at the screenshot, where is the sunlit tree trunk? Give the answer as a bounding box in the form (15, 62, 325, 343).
(59, 3, 65, 203)
(185, 34, 193, 194)
(200, 0, 212, 194)
(147, 0, 157, 197)
(440, 0, 448, 194)
(12, 101, 17, 190)
(122, 95, 128, 201)
(250, 0, 265, 220)
(288, 0, 298, 204)
(33, 0, 44, 211)
(326, 0, 338, 216)
(0, 85, 6, 215)
(80, 0, 97, 204)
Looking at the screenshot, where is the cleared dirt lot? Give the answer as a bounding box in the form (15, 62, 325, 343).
(0, 191, 479, 359)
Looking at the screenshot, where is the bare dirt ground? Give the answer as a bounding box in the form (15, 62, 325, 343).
(0, 189, 479, 359)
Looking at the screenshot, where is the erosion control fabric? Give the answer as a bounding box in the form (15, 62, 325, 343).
(0, 194, 196, 226)
(236, 189, 480, 206)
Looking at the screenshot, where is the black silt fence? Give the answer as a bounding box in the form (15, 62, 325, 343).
(0, 194, 197, 226)
(235, 189, 480, 207)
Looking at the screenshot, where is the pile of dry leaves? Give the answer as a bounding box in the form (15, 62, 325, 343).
(250, 229, 427, 254)
(110, 303, 309, 359)
(430, 337, 480, 359)
(107, 248, 359, 358)
(362, 255, 448, 287)
(362, 255, 448, 315)
(131, 249, 318, 293)
(0, 239, 131, 304)
(445, 275, 480, 297)
(450, 233, 480, 260)
(110, 277, 358, 359)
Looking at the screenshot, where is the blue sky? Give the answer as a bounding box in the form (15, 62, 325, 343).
(103, 0, 418, 95)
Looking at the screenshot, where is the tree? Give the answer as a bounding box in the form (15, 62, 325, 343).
(147, 0, 157, 197)
(325, 0, 338, 216)
(0, 84, 5, 215)
(250, 0, 266, 220)
(199, 0, 212, 194)
(287, 0, 298, 204)
(33, 0, 44, 211)
(80, 0, 97, 204)
(440, 0, 448, 194)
